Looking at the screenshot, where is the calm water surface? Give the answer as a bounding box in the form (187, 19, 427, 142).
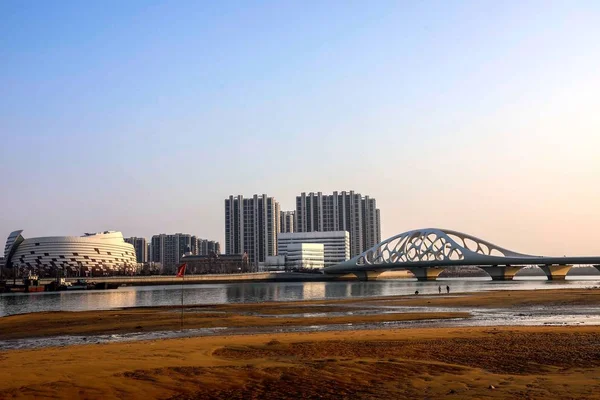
(2, 277, 600, 317)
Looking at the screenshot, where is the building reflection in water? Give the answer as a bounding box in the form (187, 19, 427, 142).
(302, 282, 326, 299)
(226, 283, 304, 303)
(2, 278, 590, 317)
(59, 289, 138, 311)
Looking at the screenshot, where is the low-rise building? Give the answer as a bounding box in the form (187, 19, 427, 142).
(181, 252, 250, 274)
(3, 230, 136, 277)
(285, 243, 324, 270)
(264, 244, 324, 270)
(278, 231, 350, 268)
(264, 255, 286, 271)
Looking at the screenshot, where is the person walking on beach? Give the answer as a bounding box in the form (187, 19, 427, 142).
(438, 285, 441, 294)
(446, 285, 450, 294)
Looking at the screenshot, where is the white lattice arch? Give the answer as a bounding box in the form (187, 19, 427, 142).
(350, 228, 533, 267)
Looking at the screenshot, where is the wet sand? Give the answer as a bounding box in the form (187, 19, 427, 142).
(1, 326, 600, 399)
(0, 308, 468, 341)
(2, 288, 600, 341)
(2, 288, 600, 399)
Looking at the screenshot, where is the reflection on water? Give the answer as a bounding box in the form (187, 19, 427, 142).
(2, 277, 600, 317)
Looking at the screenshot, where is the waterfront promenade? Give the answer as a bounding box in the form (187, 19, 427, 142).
(37, 272, 339, 286)
(31, 270, 414, 286)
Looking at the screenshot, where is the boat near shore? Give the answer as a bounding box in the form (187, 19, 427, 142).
(0, 276, 118, 293)
(0, 275, 45, 293)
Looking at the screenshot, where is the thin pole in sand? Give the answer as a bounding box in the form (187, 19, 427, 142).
(180, 272, 184, 330)
(176, 263, 187, 331)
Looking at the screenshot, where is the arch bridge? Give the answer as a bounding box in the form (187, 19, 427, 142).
(323, 228, 600, 281)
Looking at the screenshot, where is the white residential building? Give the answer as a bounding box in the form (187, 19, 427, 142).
(278, 231, 350, 268)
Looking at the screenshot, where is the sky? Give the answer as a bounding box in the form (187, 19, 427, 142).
(1, 1, 599, 256)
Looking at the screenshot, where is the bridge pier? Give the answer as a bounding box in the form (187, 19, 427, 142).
(408, 267, 445, 281)
(485, 266, 523, 281)
(540, 264, 573, 281)
(353, 271, 382, 281)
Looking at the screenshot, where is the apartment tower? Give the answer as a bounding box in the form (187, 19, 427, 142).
(295, 191, 381, 257)
(279, 210, 295, 233)
(124, 237, 148, 263)
(225, 194, 280, 265)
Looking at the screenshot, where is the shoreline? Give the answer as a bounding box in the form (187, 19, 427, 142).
(2, 287, 600, 342)
(2, 288, 600, 398)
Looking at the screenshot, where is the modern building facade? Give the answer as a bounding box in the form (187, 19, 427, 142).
(295, 191, 381, 257)
(278, 231, 350, 268)
(285, 243, 324, 270)
(264, 244, 325, 271)
(3, 230, 137, 276)
(225, 194, 280, 265)
(280, 210, 295, 233)
(125, 237, 148, 263)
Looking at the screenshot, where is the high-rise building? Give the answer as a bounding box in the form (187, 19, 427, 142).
(295, 191, 381, 257)
(361, 196, 381, 249)
(197, 239, 220, 255)
(151, 233, 194, 274)
(280, 210, 295, 233)
(124, 237, 148, 263)
(225, 194, 280, 265)
(278, 231, 350, 267)
(150, 234, 221, 273)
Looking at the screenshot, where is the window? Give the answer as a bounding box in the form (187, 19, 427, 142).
(73, 253, 79, 256)
(44, 253, 49, 256)
(35, 243, 40, 246)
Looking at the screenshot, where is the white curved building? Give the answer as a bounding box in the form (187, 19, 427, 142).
(4, 230, 137, 276)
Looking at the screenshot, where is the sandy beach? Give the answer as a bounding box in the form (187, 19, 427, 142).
(2, 288, 600, 399)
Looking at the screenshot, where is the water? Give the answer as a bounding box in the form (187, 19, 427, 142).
(4, 301, 600, 351)
(2, 276, 600, 317)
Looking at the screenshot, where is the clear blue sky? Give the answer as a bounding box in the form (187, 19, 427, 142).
(1, 1, 599, 255)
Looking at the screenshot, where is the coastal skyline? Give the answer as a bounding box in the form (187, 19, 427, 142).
(2, 1, 600, 256)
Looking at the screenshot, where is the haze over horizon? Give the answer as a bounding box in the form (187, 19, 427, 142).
(1, 1, 599, 257)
